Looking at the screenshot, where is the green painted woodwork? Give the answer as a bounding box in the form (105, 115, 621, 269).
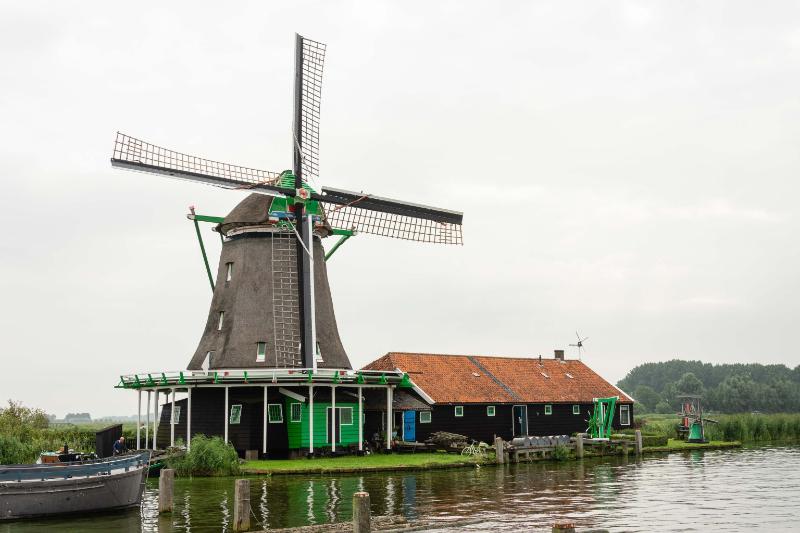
(688, 421, 705, 442)
(178, 372, 186, 385)
(191, 216, 215, 291)
(398, 373, 412, 389)
(324, 234, 351, 261)
(285, 399, 361, 449)
(587, 396, 618, 439)
(191, 214, 225, 224)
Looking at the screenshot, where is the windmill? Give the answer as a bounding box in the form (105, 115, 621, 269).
(110, 34, 463, 371)
(569, 331, 588, 360)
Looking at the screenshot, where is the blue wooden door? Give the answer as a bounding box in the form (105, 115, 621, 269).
(403, 411, 416, 442)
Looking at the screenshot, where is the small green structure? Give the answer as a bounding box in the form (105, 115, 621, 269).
(677, 395, 717, 443)
(587, 396, 618, 440)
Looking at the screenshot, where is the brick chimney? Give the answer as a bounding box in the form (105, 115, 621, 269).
(554, 349, 565, 361)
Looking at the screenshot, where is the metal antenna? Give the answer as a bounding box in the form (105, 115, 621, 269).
(569, 331, 588, 360)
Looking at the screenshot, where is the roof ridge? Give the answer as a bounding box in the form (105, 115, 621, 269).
(466, 356, 522, 401)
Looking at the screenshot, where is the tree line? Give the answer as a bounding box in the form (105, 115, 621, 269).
(616, 360, 800, 413)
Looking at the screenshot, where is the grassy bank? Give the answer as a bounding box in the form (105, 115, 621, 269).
(243, 453, 483, 475)
(638, 413, 800, 443)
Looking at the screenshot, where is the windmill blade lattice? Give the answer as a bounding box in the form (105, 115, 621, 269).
(322, 202, 463, 244)
(111, 133, 283, 190)
(296, 35, 326, 183)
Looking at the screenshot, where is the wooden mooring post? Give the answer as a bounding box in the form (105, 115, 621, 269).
(494, 437, 505, 464)
(553, 521, 576, 533)
(159, 468, 174, 514)
(635, 430, 643, 456)
(233, 479, 251, 532)
(353, 491, 371, 533)
(575, 434, 584, 459)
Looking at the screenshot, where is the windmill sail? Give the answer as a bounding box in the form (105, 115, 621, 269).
(295, 34, 326, 183)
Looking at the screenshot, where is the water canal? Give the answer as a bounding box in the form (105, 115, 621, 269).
(1, 445, 797, 532)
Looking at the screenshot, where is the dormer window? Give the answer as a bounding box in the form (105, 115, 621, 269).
(226, 262, 233, 281)
(217, 311, 224, 330)
(315, 342, 324, 362)
(256, 342, 267, 362)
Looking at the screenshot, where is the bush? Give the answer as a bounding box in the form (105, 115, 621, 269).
(0, 435, 37, 465)
(552, 444, 570, 461)
(167, 435, 240, 477)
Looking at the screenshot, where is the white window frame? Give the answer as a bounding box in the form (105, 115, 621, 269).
(217, 311, 224, 331)
(420, 411, 432, 423)
(171, 405, 181, 425)
(620, 404, 631, 426)
(226, 262, 233, 281)
(486, 405, 495, 417)
(572, 404, 580, 415)
(544, 404, 553, 415)
(268, 403, 283, 423)
(454, 405, 464, 417)
(229, 404, 242, 425)
(256, 342, 267, 362)
(290, 403, 302, 423)
(340, 407, 353, 425)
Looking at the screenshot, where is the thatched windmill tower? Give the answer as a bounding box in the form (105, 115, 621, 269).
(113, 34, 462, 458)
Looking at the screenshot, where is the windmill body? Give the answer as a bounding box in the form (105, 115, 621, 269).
(112, 34, 463, 458)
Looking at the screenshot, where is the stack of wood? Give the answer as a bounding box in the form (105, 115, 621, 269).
(425, 431, 470, 449)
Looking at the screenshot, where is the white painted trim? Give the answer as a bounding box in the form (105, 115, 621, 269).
(153, 390, 158, 450)
(224, 386, 229, 443)
(393, 367, 435, 405)
(308, 385, 314, 454)
(279, 387, 306, 402)
(331, 386, 336, 452)
(619, 404, 631, 426)
(386, 387, 393, 450)
(187, 387, 192, 450)
(145, 391, 151, 450)
(262, 386, 268, 454)
(512, 404, 528, 437)
(267, 403, 284, 423)
(358, 386, 363, 451)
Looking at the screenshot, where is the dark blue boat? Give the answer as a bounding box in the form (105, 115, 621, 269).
(0, 451, 150, 520)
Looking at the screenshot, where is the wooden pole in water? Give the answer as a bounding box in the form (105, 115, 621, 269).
(552, 521, 576, 533)
(494, 437, 505, 464)
(635, 429, 643, 456)
(233, 479, 251, 532)
(353, 491, 371, 533)
(575, 434, 584, 459)
(159, 468, 175, 514)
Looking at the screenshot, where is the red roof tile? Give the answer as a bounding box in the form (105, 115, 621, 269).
(363, 352, 633, 405)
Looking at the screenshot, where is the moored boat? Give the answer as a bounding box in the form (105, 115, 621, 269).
(0, 451, 150, 520)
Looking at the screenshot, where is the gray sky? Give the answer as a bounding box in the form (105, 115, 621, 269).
(1, 1, 798, 417)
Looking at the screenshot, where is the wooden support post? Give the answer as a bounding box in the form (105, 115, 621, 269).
(136, 389, 141, 450)
(309, 385, 314, 455)
(170, 388, 175, 447)
(187, 387, 192, 450)
(262, 386, 268, 455)
(635, 429, 643, 456)
(153, 390, 159, 450)
(386, 386, 393, 451)
(358, 385, 363, 452)
(575, 434, 584, 459)
(224, 386, 230, 443)
(353, 491, 371, 533)
(622, 440, 629, 456)
(159, 468, 175, 514)
(331, 385, 337, 452)
(552, 521, 576, 533)
(145, 390, 151, 450)
(233, 479, 251, 532)
(494, 437, 504, 464)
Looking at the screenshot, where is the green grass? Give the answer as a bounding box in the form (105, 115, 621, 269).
(643, 438, 742, 453)
(637, 413, 800, 443)
(243, 452, 483, 474)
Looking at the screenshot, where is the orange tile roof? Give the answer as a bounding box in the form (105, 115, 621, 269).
(363, 352, 633, 405)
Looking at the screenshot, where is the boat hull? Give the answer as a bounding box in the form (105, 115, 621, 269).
(0, 453, 149, 521)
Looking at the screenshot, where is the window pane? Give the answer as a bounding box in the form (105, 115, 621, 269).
(290, 403, 302, 422)
(545, 404, 552, 415)
(340, 407, 353, 425)
(573, 405, 580, 415)
(420, 411, 431, 423)
(268, 404, 283, 423)
(171, 406, 181, 424)
(256, 342, 266, 362)
(487, 406, 495, 417)
(226, 262, 233, 281)
(229, 404, 242, 424)
(218, 311, 224, 330)
(455, 406, 463, 417)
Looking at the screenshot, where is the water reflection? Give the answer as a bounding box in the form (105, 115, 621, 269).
(1, 446, 798, 532)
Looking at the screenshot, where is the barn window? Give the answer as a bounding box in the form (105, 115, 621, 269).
(226, 262, 233, 281)
(420, 411, 432, 423)
(256, 342, 267, 362)
(486, 405, 495, 417)
(217, 311, 224, 330)
(454, 406, 464, 417)
(572, 405, 580, 415)
(544, 404, 553, 415)
(229, 404, 242, 424)
(268, 404, 283, 423)
(620, 404, 631, 426)
(315, 342, 324, 363)
(171, 406, 181, 425)
(340, 407, 353, 425)
(290, 403, 302, 422)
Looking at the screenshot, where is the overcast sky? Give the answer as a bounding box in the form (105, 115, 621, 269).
(1, 1, 798, 417)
